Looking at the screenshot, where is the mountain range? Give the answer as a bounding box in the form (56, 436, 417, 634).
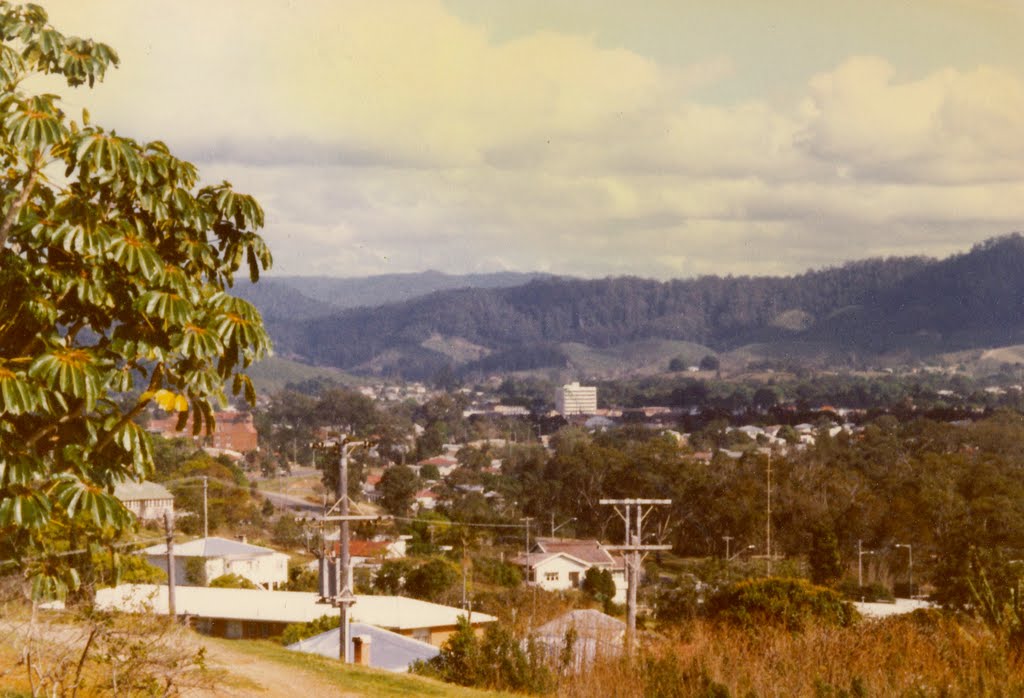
(237, 235, 1024, 380)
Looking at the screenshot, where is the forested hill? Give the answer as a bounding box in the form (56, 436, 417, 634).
(261, 235, 1024, 378)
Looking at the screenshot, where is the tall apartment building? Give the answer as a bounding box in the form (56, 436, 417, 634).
(555, 382, 598, 415)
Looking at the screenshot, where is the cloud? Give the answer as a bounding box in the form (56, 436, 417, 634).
(34, 1, 1024, 279)
(799, 57, 1024, 183)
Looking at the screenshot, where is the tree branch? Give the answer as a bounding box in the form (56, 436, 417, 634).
(0, 157, 42, 254)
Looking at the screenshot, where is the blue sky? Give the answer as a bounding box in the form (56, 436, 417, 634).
(40, 0, 1024, 279)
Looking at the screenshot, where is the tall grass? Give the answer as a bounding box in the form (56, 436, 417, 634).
(560, 612, 1024, 697)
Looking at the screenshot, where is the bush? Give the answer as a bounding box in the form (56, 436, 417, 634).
(706, 577, 858, 631)
(280, 614, 340, 646)
(208, 573, 256, 589)
(837, 579, 894, 603)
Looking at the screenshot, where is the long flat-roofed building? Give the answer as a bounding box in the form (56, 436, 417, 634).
(556, 382, 598, 415)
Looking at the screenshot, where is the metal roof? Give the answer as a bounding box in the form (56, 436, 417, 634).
(113, 480, 173, 501)
(140, 536, 283, 559)
(289, 623, 439, 672)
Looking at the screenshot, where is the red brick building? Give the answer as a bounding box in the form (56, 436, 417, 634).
(147, 409, 259, 453)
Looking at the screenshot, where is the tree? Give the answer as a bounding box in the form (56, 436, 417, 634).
(379, 464, 419, 517)
(581, 567, 616, 602)
(699, 354, 720, 371)
(0, 4, 272, 597)
(808, 524, 843, 586)
(405, 557, 459, 602)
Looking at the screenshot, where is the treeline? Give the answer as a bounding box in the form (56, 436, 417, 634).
(258, 234, 1024, 378)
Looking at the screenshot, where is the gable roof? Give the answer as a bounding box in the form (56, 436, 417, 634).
(113, 480, 173, 502)
(289, 622, 439, 672)
(534, 538, 617, 567)
(534, 609, 626, 640)
(140, 536, 282, 559)
(92, 584, 497, 630)
(510, 551, 592, 570)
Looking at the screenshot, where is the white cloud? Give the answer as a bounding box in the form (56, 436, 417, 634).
(32, 2, 1024, 279)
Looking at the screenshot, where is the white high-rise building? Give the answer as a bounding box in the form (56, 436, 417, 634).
(555, 382, 597, 415)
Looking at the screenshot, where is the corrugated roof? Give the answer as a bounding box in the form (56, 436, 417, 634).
(534, 609, 625, 640)
(289, 623, 439, 671)
(535, 538, 616, 566)
(140, 536, 282, 559)
(113, 480, 173, 501)
(93, 584, 497, 630)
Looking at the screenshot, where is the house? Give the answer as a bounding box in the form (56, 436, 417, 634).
(323, 536, 408, 566)
(415, 488, 438, 511)
(533, 609, 625, 667)
(147, 409, 259, 454)
(140, 536, 289, 590)
(91, 584, 496, 646)
(288, 622, 439, 672)
(513, 537, 627, 603)
(415, 455, 459, 477)
(113, 480, 174, 522)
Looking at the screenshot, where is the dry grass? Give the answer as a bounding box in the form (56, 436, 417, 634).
(560, 612, 1024, 697)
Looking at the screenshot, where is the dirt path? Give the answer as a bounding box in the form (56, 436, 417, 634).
(187, 639, 361, 697)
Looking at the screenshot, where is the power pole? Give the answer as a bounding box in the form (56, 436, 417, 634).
(202, 476, 208, 539)
(600, 498, 671, 651)
(316, 440, 379, 663)
(766, 452, 772, 576)
(164, 510, 176, 619)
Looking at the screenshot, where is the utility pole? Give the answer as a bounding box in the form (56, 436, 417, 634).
(316, 440, 379, 663)
(723, 535, 733, 561)
(164, 510, 176, 619)
(766, 452, 772, 576)
(857, 540, 875, 590)
(202, 476, 208, 539)
(600, 499, 671, 652)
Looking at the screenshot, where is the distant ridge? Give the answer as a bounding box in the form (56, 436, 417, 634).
(247, 270, 557, 310)
(243, 235, 1024, 380)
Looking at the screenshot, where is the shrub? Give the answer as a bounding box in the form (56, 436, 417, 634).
(706, 577, 858, 631)
(279, 614, 340, 646)
(208, 573, 256, 589)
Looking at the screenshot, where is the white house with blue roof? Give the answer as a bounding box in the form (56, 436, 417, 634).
(141, 536, 289, 589)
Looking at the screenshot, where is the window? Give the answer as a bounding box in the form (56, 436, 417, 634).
(545, 571, 559, 582)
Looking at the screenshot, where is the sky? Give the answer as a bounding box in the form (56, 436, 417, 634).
(37, 0, 1024, 279)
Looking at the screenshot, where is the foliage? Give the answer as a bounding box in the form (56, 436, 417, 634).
(379, 464, 419, 517)
(808, 524, 842, 586)
(706, 578, 858, 632)
(581, 568, 616, 603)
(279, 613, 340, 647)
(283, 562, 318, 592)
(0, 1, 271, 598)
(208, 573, 256, 589)
(183, 557, 206, 586)
(5, 604, 212, 696)
(404, 557, 459, 603)
(413, 616, 553, 693)
(373, 559, 414, 594)
(271, 513, 306, 549)
(473, 557, 522, 588)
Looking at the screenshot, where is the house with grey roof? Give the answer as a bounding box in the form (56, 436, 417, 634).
(533, 609, 625, 668)
(140, 536, 289, 590)
(113, 480, 174, 522)
(288, 622, 439, 672)
(512, 537, 627, 603)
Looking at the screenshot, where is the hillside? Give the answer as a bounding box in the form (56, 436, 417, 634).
(246, 235, 1024, 380)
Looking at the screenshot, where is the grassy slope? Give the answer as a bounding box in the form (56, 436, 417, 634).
(247, 355, 364, 396)
(209, 638, 515, 698)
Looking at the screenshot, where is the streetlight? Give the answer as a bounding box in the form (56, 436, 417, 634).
(550, 515, 576, 537)
(729, 544, 755, 561)
(895, 543, 913, 598)
(723, 535, 733, 560)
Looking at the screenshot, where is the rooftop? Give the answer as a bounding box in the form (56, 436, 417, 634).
(113, 480, 173, 501)
(289, 623, 439, 672)
(140, 536, 284, 559)
(93, 584, 497, 630)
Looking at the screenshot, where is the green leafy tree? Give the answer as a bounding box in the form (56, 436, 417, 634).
(581, 567, 616, 601)
(808, 524, 843, 586)
(405, 557, 459, 603)
(379, 464, 419, 517)
(0, 3, 272, 597)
